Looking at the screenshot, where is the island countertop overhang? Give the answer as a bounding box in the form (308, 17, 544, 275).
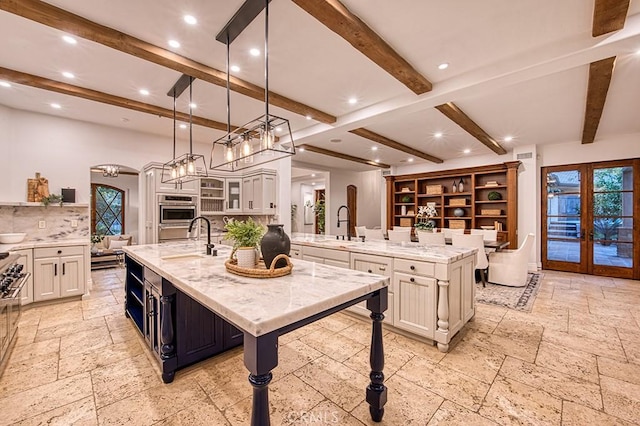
(123, 241, 389, 337)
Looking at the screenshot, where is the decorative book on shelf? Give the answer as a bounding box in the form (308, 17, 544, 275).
(449, 198, 467, 206)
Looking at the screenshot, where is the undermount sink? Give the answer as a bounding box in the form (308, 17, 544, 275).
(160, 253, 206, 261)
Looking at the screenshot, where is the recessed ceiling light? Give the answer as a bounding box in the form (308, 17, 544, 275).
(62, 35, 77, 45)
(305, 115, 312, 120)
(504, 136, 513, 142)
(62, 71, 75, 79)
(348, 97, 357, 104)
(230, 65, 240, 72)
(139, 89, 150, 96)
(408, 158, 414, 162)
(299, 147, 305, 152)
(371, 146, 378, 151)
(438, 62, 449, 70)
(168, 40, 181, 48)
(189, 103, 197, 109)
(463, 148, 471, 154)
(179, 124, 187, 129)
(311, 173, 316, 177)
(250, 48, 260, 56)
(434, 132, 443, 138)
(0, 81, 11, 88)
(183, 15, 197, 25)
(50, 103, 61, 109)
(311, 182, 316, 186)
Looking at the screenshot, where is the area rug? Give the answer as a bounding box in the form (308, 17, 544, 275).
(475, 273, 542, 312)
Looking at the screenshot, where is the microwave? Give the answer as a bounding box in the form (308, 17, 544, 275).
(158, 195, 197, 224)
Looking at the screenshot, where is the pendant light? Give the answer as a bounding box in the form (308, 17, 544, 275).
(209, 0, 295, 171)
(162, 75, 208, 184)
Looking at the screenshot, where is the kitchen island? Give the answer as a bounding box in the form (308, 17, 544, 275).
(123, 241, 389, 425)
(289, 234, 477, 352)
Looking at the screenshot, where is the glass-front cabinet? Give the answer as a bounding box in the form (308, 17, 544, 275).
(200, 178, 225, 214)
(226, 178, 242, 213)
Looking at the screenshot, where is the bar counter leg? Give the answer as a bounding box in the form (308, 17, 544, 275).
(366, 287, 388, 422)
(244, 332, 278, 426)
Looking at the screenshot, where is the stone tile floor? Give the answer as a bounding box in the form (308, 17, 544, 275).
(1, 268, 640, 425)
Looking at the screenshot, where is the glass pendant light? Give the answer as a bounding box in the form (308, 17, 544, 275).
(209, 0, 295, 171)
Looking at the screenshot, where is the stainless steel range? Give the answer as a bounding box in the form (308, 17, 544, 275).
(0, 252, 30, 376)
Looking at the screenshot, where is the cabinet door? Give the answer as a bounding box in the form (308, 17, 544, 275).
(393, 272, 436, 338)
(242, 175, 262, 213)
(33, 257, 59, 301)
(175, 290, 223, 367)
(242, 177, 253, 211)
(12, 249, 33, 305)
(262, 173, 276, 214)
(350, 254, 394, 323)
(226, 178, 242, 212)
(60, 254, 85, 297)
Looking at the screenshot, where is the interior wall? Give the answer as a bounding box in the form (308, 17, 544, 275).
(0, 106, 209, 203)
(91, 173, 140, 243)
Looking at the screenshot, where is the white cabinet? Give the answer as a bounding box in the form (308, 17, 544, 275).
(242, 171, 277, 215)
(301, 246, 350, 269)
(349, 253, 394, 324)
(225, 178, 242, 213)
(11, 248, 33, 305)
(144, 164, 199, 195)
(393, 272, 437, 336)
(290, 244, 302, 259)
(33, 245, 86, 302)
(200, 177, 225, 214)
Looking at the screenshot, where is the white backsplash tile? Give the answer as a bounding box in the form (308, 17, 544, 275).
(0, 206, 90, 241)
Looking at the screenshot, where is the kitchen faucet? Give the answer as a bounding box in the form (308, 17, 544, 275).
(188, 216, 216, 255)
(336, 205, 352, 241)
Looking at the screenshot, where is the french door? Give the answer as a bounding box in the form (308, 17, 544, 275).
(542, 159, 639, 279)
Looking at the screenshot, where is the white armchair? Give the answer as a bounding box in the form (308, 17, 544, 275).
(364, 228, 386, 241)
(417, 230, 446, 245)
(387, 228, 411, 242)
(488, 233, 535, 287)
(452, 233, 488, 286)
(355, 226, 367, 238)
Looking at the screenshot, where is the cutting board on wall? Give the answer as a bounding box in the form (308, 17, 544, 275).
(27, 172, 49, 202)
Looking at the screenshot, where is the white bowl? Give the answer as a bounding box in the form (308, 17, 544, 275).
(0, 233, 27, 244)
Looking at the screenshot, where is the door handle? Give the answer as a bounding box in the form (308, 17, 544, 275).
(589, 231, 594, 241)
(62, 263, 65, 275)
(580, 229, 585, 240)
(54, 263, 57, 276)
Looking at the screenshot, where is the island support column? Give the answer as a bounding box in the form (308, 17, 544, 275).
(244, 331, 278, 426)
(366, 287, 388, 422)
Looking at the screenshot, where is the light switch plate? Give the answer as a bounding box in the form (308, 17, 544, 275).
(38, 220, 46, 229)
(71, 220, 78, 228)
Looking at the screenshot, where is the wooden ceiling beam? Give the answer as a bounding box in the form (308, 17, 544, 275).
(298, 144, 390, 169)
(292, 0, 432, 95)
(592, 0, 630, 36)
(582, 56, 616, 144)
(349, 128, 443, 164)
(0, 67, 232, 131)
(434, 103, 507, 155)
(0, 0, 337, 124)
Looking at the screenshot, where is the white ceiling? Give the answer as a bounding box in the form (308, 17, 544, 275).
(1, 0, 639, 176)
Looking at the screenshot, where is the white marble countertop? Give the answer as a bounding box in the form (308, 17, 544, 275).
(2, 238, 90, 253)
(290, 233, 476, 264)
(123, 241, 389, 337)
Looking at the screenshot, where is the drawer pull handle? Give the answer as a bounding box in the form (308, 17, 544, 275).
(379, 267, 386, 271)
(410, 277, 415, 283)
(367, 269, 372, 273)
(410, 265, 415, 270)
(57, 250, 62, 254)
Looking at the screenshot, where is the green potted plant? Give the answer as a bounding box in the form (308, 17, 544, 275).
(224, 217, 265, 268)
(41, 193, 64, 206)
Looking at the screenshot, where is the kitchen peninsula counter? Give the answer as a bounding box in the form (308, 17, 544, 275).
(123, 241, 389, 424)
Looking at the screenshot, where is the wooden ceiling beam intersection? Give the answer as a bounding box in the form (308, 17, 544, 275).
(292, 0, 432, 95)
(0, 0, 337, 124)
(592, 0, 630, 37)
(582, 56, 616, 144)
(349, 128, 443, 164)
(435, 103, 507, 155)
(298, 144, 390, 169)
(0, 67, 232, 131)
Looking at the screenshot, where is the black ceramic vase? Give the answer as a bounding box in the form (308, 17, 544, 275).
(260, 224, 291, 269)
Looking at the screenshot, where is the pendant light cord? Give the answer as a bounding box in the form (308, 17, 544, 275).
(226, 34, 231, 139)
(264, 0, 269, 122)
(172, 89, 176, 160)
(189, 78, 193, 155)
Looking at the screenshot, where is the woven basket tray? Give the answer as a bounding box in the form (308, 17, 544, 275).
(225, 254, 293, 279)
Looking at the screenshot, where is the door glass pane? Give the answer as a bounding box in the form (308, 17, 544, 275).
(546, 170, 581, 263)
(592, 167, 633, 269)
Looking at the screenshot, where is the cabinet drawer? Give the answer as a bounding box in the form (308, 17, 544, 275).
(35, 245, 84, 258)
(290, 244, 302, 259)
(302, 246, 350, 263)
(350, 253, 393, 277)
(394, 258, 435, 277)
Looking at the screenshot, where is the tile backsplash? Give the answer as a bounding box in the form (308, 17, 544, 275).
(0, 205, 90, 241)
